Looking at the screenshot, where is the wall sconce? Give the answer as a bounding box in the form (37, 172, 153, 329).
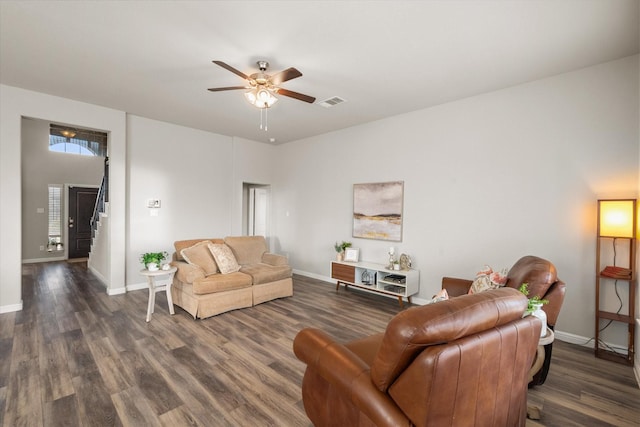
(598, 199, 636, 238)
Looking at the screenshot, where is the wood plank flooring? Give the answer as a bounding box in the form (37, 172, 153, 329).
(0, 261, 638, 426)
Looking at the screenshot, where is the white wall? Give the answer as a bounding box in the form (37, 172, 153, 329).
(0, 91, 279, 305)
(273, 56, 639, 346)
(230, 137, 276, 244)
(124, 118, 277, 288)
(125, 115, 234, 288)
(2, 57, 638, 350)
(636, 43, 640, 374)
(0, 85, 126, 311)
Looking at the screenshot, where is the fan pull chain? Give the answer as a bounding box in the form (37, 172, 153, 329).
(259, 103, 269, 131)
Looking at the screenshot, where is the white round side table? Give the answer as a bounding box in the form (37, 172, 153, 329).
(139, 266, 177, 322)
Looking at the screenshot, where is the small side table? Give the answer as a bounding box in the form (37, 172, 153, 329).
(140, 266, 177, 322)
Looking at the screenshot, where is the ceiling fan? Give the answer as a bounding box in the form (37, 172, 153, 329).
(208, 60, 316, 108)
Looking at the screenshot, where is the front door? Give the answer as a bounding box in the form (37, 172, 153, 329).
(68, 186, 98, 259)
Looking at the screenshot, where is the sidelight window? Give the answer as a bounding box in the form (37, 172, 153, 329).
(48, 184, 63, 251)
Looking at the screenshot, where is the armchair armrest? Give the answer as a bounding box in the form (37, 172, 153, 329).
(261, 252, 289, 267)
(171, 260, 205, 284)
(293, 328, 409, 427)
(441, 277, 473, 297)
(541, 279, 565, 327)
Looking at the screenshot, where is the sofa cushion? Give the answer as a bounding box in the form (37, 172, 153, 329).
(240, 263, 292, 285)
(192, 272, 252, 295)
(224, 236, 267, 265)
(208, 243, 241, 274)
(261, 252, 289, 267)
(180, 241, 218, 276)
(174, 238, 224, 261)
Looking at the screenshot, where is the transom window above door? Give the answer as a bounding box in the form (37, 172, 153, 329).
(49, 124, 108, 157)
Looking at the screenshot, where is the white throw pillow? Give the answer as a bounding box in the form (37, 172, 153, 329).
(208, 243, 241, 274)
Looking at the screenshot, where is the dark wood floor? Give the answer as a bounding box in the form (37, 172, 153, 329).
(0, 261, 638, 426)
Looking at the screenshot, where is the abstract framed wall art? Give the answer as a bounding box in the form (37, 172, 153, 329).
(353, 181, 404, 241)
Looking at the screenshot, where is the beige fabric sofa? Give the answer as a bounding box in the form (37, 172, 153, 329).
(170, 236, 293, 319)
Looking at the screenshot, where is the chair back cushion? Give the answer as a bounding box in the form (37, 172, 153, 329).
(388, 315, 540, 426)
(505, 255, 557, 298)
(370, 287, 527, 392)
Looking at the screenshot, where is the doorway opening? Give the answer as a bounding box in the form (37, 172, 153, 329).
(21, 117, 104, 263)
(243, 183, 270, 240)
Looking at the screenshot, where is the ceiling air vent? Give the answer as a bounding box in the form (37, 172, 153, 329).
(317, 96, 347, 108)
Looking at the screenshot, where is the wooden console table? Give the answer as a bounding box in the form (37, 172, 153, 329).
(331, 260, 419, 307)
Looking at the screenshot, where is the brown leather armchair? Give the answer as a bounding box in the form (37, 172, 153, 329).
(294, 288, 541, 427)
(442, 255, 566, 386)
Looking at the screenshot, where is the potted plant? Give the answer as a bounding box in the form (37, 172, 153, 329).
(519, 283, 549, 337)
(140, 251, 168, 271)
(334, 241, 352, 261)
(518, 283, 549, 313)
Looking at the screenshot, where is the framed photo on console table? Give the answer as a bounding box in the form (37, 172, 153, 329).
(344, 248, 360, 262)
(353, 181, 404, 241)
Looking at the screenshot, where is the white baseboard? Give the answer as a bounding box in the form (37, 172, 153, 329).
(22, 256, 65, 264)
(292, 269, 329, 282)
(296, 268, 640, 387)
(292, 269, 436, 306)
(293, 269, 631, 351)
(88, 265, 108, 287)
(126, 282, 147, 292)
(107, 286, 127, 295)
(636, 319, 640, 388)
(0, 301, 23, 313)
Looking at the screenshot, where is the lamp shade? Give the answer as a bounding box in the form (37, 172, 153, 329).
(598, 199, 636, 238)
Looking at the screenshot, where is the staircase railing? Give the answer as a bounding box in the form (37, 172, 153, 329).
(91, 156, 109, 237)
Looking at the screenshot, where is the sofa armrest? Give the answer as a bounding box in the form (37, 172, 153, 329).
(261, 252, 289, 267)
(441, 277, 473, 297)
(171, 260, 205, 284)
(293, 328, 409, 427)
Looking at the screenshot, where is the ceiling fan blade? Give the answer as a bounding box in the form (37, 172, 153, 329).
(276, 88, 316, 104)
(212, 60, 250, 80)
(207, 86, 247, 92)
(270, 67, 302, 85)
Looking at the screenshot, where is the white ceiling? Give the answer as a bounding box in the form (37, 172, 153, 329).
(1, 1, 638, 144)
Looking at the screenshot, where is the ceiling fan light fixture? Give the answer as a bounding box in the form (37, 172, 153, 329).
(244, 87, 278, 108)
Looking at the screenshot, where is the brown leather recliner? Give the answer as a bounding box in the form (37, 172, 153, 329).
(442, 255, 566, 386)
(293, 288, 541, 427)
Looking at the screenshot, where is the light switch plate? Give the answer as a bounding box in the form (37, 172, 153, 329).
(147, 199, 161, 208)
